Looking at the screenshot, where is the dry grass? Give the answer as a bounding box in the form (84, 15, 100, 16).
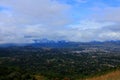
(35, 75, 46, 80)
(34, 70, 120, 80)
(85, 70, 120, 80)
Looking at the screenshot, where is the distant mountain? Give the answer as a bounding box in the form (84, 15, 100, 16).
(29, 39, 74, 48)
(0, 43, 28, 47)
(0, 39, 120, 48)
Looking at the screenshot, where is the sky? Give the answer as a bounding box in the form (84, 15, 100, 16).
(0, 0, 120, 43)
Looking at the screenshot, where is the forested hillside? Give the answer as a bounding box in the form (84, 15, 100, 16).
(0, 42, 120, 80)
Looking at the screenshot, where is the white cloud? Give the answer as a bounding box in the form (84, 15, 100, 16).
(0, 0, 120, 43)
(1, 0, 72, 26)
(0, 0, 72, 43)
(92, 7, 120, 23)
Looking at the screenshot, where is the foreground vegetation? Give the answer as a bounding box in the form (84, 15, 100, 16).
(86, 70, 120, 80)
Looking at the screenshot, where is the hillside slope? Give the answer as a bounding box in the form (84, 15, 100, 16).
(86, 70, 120, 80)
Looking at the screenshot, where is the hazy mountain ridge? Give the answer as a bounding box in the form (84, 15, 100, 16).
(0, 40, 120, 48)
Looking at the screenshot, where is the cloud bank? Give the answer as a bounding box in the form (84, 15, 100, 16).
(0, 0, 120, 43)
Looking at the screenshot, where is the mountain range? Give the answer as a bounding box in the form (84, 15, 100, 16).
(0, 39, 120, 48)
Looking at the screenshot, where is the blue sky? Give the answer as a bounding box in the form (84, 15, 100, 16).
(0, 0, 120, 43)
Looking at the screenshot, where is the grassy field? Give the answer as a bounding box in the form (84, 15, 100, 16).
(86, 70, 120, 80)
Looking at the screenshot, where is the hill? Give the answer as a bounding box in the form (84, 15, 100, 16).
(86, 70, 120, 80)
